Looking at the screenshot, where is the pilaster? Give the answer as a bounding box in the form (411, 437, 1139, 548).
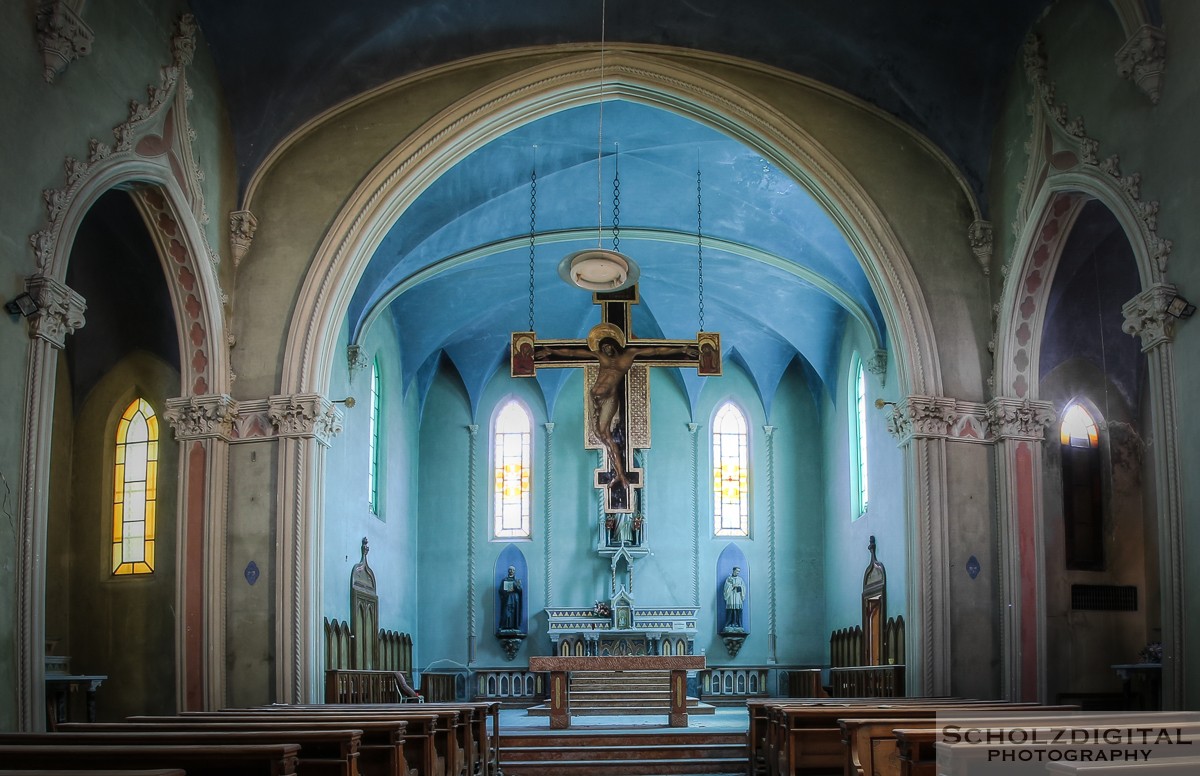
(763, 425, 777, 663)
(1122, 284, 1187, 707)
(466, 424, 479, 666)
(269, 393, 343, 702)
(15, 276, 85, 730)
(883, 395, 954, 696)
(543, 422, 555, 608)
(164, 394, 237, 709)
(987, 396, 1055, 702)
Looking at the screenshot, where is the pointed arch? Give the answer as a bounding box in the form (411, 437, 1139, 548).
(275, 47, 946, 701)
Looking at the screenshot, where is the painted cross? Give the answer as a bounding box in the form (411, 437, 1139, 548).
(511, 285, 721, 513)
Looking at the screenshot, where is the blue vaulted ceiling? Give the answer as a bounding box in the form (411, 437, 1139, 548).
(347, 101, 882, 419)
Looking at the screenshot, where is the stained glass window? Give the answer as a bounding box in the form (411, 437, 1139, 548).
(493, 399, 532, 539)
(369, 357, 381, 515)
(713, 402, 749, 537)
(1061, 404, 1103, 569)
(113, 398, 157, 575)
(851, 358, 869, 519)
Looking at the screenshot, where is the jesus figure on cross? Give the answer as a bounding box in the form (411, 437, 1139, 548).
(537, 322, 695, 488)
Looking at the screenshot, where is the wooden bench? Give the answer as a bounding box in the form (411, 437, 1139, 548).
(839, 707, 1083, 776)
(748, 698, 969, 776)
(934, 716, 1200, 776)
(271, 700, 500, 776)
(0, 771, 185, 776)
(765, 701, 1059, 776)
(29, 727, 362, 776)
(64, 719, 407, 776)
(0, 743, 301, 776)
(170, 708, 451, 776)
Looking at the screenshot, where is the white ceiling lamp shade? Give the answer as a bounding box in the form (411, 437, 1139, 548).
(558, 248, 639, 292)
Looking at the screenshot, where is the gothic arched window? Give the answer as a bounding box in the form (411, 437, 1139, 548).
(493, 399, 533, 540)
(712, 401, 749, 537)
(113, 398, 158, 575)
(368, 357, 382, 515)
(1060, 403, 1103, 570)
(850, 357, 869, 519)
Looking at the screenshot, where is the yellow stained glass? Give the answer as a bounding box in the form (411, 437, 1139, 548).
(112, 397, 157, 575)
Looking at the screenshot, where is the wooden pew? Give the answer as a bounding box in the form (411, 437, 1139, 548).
(748, 698, 967, 776)
(894, 727, 939, 776)
(63, 719, 407, 776)
(0, 743, 301, 776)
(935, 718, 1200, 776)
(0, 772, 185, 776)
(168, 709, 449, 776)
(840, 708, 1083, 776)
(0, 771, 185, 776)
(766, 700, 1058, 776)
(0, 731, 357, 776)
(270, 701, 499, 776)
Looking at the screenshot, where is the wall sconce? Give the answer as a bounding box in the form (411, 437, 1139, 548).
(1167, 294, 1195, 319)
(5, 292, 38, 317)
(332, 397, 356, 408)
(874, 399, 896, 410)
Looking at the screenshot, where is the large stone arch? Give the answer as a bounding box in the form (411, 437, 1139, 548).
(15, 17, 230, 727)
(274, 49, 952, 700)
(995, 162, 1184, 705)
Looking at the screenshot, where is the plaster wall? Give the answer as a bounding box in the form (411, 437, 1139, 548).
(52, 351, 181, 721)
(412, 353, 826, 670)
(822, 329, 907, 644)
(322, 315, 419, 640)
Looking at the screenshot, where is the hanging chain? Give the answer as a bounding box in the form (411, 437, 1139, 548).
(697, 165, 705, 332)
(528, 168, 537, 331)
(611, 145, 621, 252)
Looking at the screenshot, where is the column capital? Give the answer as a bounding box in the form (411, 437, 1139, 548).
(1122, 283, 1183, 351)
(267, 393, 343, 446)
(164, 394, 238, 440)
(25, 274, 86, 349)
(884, 395, 956, 443)
(986, 396, 1056, 441)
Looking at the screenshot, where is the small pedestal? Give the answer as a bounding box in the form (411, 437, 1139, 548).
(496, 630, 526, 661)
(719, 627, 747, 658)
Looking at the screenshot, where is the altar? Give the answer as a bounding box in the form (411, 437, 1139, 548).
(546, 599, 699, 658)
(530, 655, 706, 728)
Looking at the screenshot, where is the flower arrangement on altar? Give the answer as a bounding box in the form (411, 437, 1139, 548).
(1137, 641, 1162, 664)
(592, 601, 612, 618)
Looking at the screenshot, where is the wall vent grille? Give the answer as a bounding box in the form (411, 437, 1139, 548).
(1071, 584, 1137, 611)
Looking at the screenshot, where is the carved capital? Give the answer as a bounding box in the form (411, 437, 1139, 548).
(968, 220, 993, 275)
(229, 210, 258, 268)
(267, 393, 343, 445)
(347, 345, 370, 382)
(36, 1, 94, 84)
(1115, 25, 1166, 104)
(164, 394, 238, 440)
(24, 275, 86, 348)
(885, 395, 956, 443)
(985, 397, 1056, 441)
(1122, 283, 1180, 351)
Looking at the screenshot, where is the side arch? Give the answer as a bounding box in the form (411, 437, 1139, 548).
(16, 156, 229, 728)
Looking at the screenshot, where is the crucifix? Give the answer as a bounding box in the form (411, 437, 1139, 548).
(511, 285, 721, 513)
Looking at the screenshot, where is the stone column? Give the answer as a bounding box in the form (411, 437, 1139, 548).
(543, 422, 554, 608)
(1122, 283, 1186, 708)
(987, 396, 1055, 701)
(164, 394, 237, 710)
(763, 425, 777, 664)
(269, 393, 343, 702)
(688, 423, 701, 607)
(884, 395, 955, 696)
(16, 274, 85, 730)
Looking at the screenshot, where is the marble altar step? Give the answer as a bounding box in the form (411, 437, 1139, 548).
(498, 729, 746, 775)
(527, 697, 715, 716)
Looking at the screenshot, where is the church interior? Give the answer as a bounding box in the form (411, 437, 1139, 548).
(3, 0, 1198, 763)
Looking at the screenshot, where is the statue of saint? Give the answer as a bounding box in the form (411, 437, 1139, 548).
(498, 566, 523, 632)
(722, 566, 746, 630)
